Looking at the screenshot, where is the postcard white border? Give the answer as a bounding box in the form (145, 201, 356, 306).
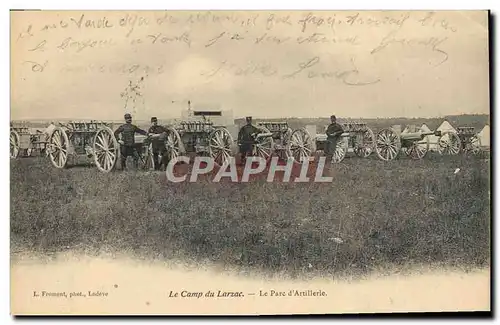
(3, 0, 497, 324)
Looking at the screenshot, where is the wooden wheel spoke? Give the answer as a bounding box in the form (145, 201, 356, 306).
(107, 150, 116, 161)
(212, 133, 222, 147)
(257, 146, 271, 158)
(291, 133, 303, 146)
(97, 133, 105, 147)
(106, 153, 113, 170)
(95, 142, 106, 150)
(52, 134, 61, 147)
(98, 150, 106, 165)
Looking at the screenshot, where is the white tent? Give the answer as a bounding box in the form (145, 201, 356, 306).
(420, 123, 439, 151)
(477, 125, 490, 148)
(435, 120, 458, 151)
(421, 121, 457, 152)
(420, 123, 432, 133)
(437, 120, 458, 134)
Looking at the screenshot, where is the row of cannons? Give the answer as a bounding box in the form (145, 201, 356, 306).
(10, 119, 483, 173)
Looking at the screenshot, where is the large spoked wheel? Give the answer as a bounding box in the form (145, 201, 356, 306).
(465, 135, 482, 156)
(92, 126, 119, 173)
(253, 126, 274, 161)
(48, 126, 70, 169)
(209, 127, 234, 167)
(375, 128, 401, 161)
(164, 127, 183, 165)
(10, 130, 20, 159)
(405, 136, 430, 160)
(331, 136, 349, 163)
(437, 131, 461, 156)
(287, 128, 314, 163)
(353, 128, 375, 158)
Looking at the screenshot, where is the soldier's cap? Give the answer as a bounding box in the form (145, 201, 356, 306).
(246, 116, 252, 120)
(124, 113, 132, 119)
(151, 117, 158, 122)
(331, 115, 336, 120)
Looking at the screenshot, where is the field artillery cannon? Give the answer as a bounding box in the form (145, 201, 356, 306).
(375, 125, 461, 161)
(249, 121, 314, 163)
(47, 120, 157, 172)
(311, 121, 376, 163)
(314, 131, 350, 163)
(340, 122, 376, 158)
(162, 116, 234, 167)
(46, 120, 119, 172)
(453, 126, 482, 155)
(10, 122, 49, 158)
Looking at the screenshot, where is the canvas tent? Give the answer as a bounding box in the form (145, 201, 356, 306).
(477, 125, 490, 148)
(436, 120, 458, 134)
(420, 121, 458, 152)
(419, 123, 438, 151)
(420, 123, 432, 133)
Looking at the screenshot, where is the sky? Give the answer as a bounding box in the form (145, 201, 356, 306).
(10, 10, 490, 120)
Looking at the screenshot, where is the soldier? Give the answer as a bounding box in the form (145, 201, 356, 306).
(325, 115, 344, 164)
(237, 116, 262, 164)
(148, 116, 167, 170)
(114, 113, 148, 170)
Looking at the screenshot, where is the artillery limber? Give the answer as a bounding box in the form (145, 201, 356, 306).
(310, 121, 376, 163)
(162, 111, 235, 167)
(314, 130, 350, 163)
(340, 122, 376, 158)
(10, 121, 49, 158)
(375, 125, 456, 161)
(453, 126, 482, 155)
(47, 120, 158, 172)
(46, 120, 119, 172)
(250, 121, 314, 162)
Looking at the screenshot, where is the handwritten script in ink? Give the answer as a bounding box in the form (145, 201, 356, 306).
(12, 10, 463, 83)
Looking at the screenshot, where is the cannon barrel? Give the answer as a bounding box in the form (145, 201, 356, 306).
(255, 132, 273, 140)
(314, 132, 350, 142)
(400, 130, 441, 141)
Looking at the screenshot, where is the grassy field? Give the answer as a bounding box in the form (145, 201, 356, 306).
(10, 153, 491, 279)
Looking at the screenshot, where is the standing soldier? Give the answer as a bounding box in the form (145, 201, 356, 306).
(148, 116, 167, 170)
(325, 115, 344, 164)
(114, 113, 148, 170)
(237, 116, 262, 164)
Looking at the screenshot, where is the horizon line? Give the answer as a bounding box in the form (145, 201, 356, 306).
(10, 113, 490, 120)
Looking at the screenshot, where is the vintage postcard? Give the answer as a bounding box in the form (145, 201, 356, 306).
(10, 9, 491, 315)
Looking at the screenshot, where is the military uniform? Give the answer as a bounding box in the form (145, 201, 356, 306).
(325, 122, 344, 159)
(114, 114, 148, 169)
(148, 121, 167, 170)
(238, 122, 261, 157)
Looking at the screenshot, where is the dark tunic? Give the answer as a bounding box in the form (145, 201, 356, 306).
(238, 124, 261, 142)
(325, 122, 344, 155)
(114, 123, 148, 146)
(148, 125, 167, 151)
(238, 124, 261, 153)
